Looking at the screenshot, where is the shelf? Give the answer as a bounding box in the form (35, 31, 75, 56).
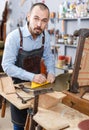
(58, 17, 89, 21)
(65, 44, 77, 48)
(50, 15, 89, 67)
(56, 43, 77, 48)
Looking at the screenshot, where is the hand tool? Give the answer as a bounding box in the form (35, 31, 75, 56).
(15, 84, 53, 104)
(16, 92, 34, 104)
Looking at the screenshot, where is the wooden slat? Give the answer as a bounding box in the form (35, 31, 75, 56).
(0, 79, 2, 92)
(1, 76, 16, 94)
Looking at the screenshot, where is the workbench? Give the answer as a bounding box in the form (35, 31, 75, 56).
(0, 76, 66, 110)
(0, 76, 89, 130)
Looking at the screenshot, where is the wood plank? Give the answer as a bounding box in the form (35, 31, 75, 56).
(0, 91, 33, 110)
(0, 79, 2, 92)
(33, 108, 69, 130)
(62, 90, 89, 116)
(50, 103, 89, 130)
(1, 76, 16, 94)
(39, 91, 66, 108)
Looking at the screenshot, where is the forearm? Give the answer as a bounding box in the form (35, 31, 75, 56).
(2, 63, 35, 81)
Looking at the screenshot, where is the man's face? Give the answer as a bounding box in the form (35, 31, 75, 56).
(27, 6, 49, 36)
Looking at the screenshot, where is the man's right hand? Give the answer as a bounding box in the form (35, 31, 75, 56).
(32, 74, 47, 84)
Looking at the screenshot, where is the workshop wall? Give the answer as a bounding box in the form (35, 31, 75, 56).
(5, 0, 89, 34)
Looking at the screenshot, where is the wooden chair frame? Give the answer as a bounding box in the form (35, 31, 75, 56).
(69, 29, 89, 93)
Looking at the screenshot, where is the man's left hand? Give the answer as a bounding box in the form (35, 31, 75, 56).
(47, 73, 55, 83)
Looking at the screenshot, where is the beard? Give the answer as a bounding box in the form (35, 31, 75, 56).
(33, 27, 43, 35)
(28, 25, 42, 36)
(28, 22, 44, 38)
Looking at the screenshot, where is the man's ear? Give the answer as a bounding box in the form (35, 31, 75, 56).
(26, 13, 30, 21)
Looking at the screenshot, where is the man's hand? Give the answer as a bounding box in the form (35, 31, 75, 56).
(32, 74, 47, 84)
(47, 73, 55, 83)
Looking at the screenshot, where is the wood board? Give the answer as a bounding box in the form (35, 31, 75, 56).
(49, 103, 89, 130)
(38, 91, 66, 109)
(33, 102, 89, 130)
(33, 108, 69, 130)
(0, 76, 16, 94)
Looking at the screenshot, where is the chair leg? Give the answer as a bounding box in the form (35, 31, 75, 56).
(1, 98, 6, 117)
(24, 113, 30, 130)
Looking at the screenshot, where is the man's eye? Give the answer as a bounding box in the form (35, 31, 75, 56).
(42, 20, 47, 23)
(34, 17, 39, 21)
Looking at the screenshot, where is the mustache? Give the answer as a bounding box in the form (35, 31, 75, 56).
(34, 27, 42, 31)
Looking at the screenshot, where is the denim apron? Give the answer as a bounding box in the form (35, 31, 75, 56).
(11, 28, 45, 127)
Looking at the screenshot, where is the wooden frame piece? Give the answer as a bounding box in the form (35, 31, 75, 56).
(69, 29, 89, 93)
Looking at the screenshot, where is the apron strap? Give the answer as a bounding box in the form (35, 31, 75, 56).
(42, 31, 45, 45)
(18, 27, 45, 50)
(18, 27, 23, 51)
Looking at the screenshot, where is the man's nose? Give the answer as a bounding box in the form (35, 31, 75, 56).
(37, 20, 42, 26)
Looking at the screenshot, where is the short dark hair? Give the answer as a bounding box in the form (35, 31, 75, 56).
(30, 2, 50, 18)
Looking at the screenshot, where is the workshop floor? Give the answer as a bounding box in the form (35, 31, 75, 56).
(0, 102, 13, 130)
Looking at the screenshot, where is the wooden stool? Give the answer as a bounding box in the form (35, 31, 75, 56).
(33, 108, 69, 130)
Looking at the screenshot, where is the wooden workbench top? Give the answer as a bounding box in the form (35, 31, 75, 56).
(49, 103, 89, 130)
(0, 76, 66, 110)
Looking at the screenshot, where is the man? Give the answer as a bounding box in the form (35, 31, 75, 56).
(2, 2, 55, 130)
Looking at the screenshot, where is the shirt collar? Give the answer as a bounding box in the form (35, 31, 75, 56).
(22, 23, 31, 37)
(22, 23, 44, 39)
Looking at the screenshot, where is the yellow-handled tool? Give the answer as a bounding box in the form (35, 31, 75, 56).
(31, 81, 49, 89)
